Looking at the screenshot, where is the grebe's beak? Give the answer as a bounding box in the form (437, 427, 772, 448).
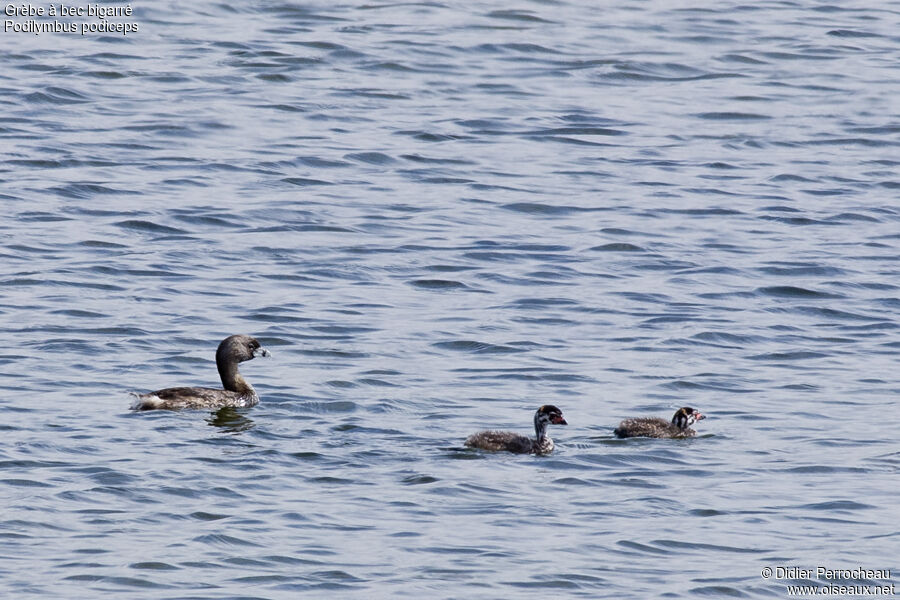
(254, 347, 271, 358)
(552, 415, 568, 425)
(694, 412, 705, 420)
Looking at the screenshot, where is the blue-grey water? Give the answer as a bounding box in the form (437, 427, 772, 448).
(2, 1, 899, 598)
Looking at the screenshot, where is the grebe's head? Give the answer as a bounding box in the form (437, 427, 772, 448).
(672, 406, 704, 430)
(217, 335, 271, 363)
(535, 405, 568, 427)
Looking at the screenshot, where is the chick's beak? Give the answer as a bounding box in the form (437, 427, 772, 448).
(695, 412, 705, 420)
(553, 415, 568, 425)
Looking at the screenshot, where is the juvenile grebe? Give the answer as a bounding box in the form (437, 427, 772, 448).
(132, 334, 270, 410)
(465, 405, 568, 455)
(614, 406, 705, 439)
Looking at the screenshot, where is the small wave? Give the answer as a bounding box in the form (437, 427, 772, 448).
(615, 540, 672, 555)
(719, 53, 769, 64)
(409, 279, 470, 290)
(658, 207, 743, 215)
(85, 70, 127, 79)
(694, 112, 770, 120)
(827, 29, 881, 38)
(796, 500, 874, 511)
(0, 478, 53, 487)
(307, 401, 358, 413)
(53, 184, 140, 200)
(758, 265, 845, 276)
(401, 154, 474, 165)
(654, 539, 767, 554)
(114, 220, 187, 235)
(501, 202, 597, 215)
(825, 212, 881, 223)
(689, 585, 749, 597)
(395, 130, 468, 142)
(433, 340, 527, 354)
(770, 173, 816, 182)
(193, 533, 261, 547)
(486, 9, 554, 23)
(49, 309, 107, 318)
(401, 474, 439, 485)
(590, 243, 644, 252)
(755, 286, 841, 299)
(796, 306, 882, 321)
(345, 152, 395, 165)
(691, 331, 762, 345)
(281, 177, 333, 186)
(509, 297, 578, 308)
(527, 126, 627, 137)
(746, 351, 828, 361)
(24, 86, 89, 104)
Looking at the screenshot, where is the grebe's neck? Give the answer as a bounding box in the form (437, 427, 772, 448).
(218, 357, 253, 395)
(534, 414, 548, 442)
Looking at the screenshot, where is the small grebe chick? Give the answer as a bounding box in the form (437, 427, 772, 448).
(465, 405, 568, 455)
(614, 406, 705, 439)
(132, 334, 270, 411)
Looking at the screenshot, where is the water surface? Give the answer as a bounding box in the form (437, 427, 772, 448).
(1, 1, 899, 598)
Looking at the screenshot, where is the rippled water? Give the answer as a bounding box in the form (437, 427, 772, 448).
(2, 1, 899, 597)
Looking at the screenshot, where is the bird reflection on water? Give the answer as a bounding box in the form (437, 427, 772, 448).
(206, 407, 255, 433)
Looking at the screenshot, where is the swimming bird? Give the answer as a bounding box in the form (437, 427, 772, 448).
(465, 405, 567, 454)
(132, 334, 270, 410)
(614, 406, 705, 439)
